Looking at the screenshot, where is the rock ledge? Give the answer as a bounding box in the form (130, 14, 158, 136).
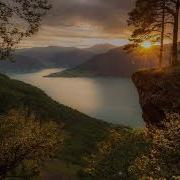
(132, 67, 180, 127)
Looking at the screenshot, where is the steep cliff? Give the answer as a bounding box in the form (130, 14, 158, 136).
(132, 66, 180, 127)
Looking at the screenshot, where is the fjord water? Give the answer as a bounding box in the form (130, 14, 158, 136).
(12, 69, 143, 128)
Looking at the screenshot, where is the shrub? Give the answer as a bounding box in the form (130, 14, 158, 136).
(0, 110, 63, 179)
(129, 113, 180, 179)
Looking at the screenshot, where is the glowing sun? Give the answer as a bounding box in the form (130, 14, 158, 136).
(141, 41, 152, 49)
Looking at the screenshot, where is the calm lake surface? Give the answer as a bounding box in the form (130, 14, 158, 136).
(12, 69, 144, 128)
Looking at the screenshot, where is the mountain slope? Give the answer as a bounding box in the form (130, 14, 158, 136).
(0, 73, 150, 179)
(0, 73, 109, 168)
(47, 47, 159, 78)
(84, 43, 117, 54)
(16, 46, 95, 68)
(0, 47, 95, 74)
(0, 55, 45, 74)
(0, 45, 117, 74)
(47, 43, 179, 78)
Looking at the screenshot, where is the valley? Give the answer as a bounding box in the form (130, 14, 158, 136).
(0, 0, 180, 179)
(12, 68, 143, 127)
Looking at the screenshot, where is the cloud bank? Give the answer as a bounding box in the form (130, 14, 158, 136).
(21, 0, 136, 48)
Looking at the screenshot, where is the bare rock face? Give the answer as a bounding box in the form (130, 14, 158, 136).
(132, 67, 180, 127)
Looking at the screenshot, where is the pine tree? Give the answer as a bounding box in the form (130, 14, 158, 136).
(128, 0, 180, 67)
(168, 0, 180, 65)
(128, 0, 168, 68)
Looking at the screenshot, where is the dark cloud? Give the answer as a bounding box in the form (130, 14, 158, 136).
(19, 0, 178, 48)
(44, 0, 135, 33)
(20, 0, 136, 48)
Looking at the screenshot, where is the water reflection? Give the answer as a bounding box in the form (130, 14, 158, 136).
(12, 69, 144, 128)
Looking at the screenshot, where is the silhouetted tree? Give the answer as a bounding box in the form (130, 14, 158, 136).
(129, 0, 180, 67)
(128, 0, 169, 67)
(168, 0, 180, 65)
(0, 0, 51, 60)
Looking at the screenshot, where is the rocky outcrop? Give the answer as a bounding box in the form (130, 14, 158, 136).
(132, 67, 180, 127)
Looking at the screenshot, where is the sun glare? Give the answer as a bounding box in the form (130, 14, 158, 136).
(141, 41, 152, 49)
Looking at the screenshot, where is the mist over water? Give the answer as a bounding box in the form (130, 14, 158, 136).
(12, 69, 144, 128)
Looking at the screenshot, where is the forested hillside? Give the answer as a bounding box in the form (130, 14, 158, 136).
(0, 73, 148, 179)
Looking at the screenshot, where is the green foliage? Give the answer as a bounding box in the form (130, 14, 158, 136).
(129, 113, 180, 179)
(0, 73, 150, 179)
(128, 0, 165, 44)
(0, 110, 62, 178)
(3, 73, 179, 179)
(0, 0, 51, 60)
(81, 128, 150, 180)
(0, 73, 110, 176)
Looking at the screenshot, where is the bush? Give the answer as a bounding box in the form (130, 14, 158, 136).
(82, 128, 149, 180)
(0, 110, 63, 179)
(129, 113, 180, 179)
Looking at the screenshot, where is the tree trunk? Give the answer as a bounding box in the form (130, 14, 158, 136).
(172, 0, 180, 66)
(159, 0, 166, 68)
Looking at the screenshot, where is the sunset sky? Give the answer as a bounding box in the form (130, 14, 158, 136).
(20, 0, 179, 48)
(20, 0, 136, 48)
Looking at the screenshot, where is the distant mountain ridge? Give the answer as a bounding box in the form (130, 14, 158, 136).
(0, 44, 116, 74)
(83, 44, 117, 54)
(0, 73, 110, 177)
(47, 43, 178, 78)
(0, 54, 49, 73)
(46, 46, 160, 78)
